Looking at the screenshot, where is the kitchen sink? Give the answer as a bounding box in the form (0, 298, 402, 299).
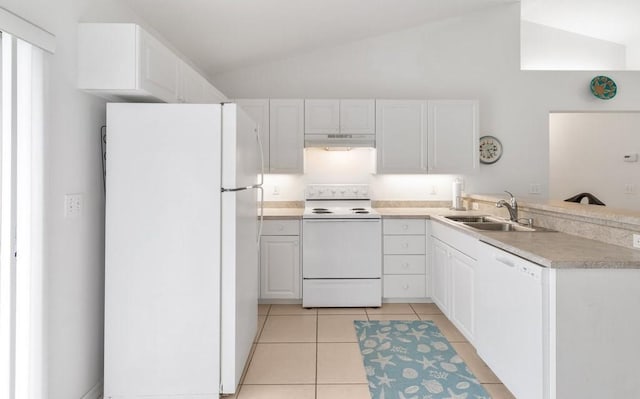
(462, 222, 535, 232)
(443, 215, 555, 232)
(444, 215, 498, 223)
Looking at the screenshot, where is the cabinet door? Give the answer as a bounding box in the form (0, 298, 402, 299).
(305, 99, 340, 134)
(427, 100, 479, 174)
(430, 237, 450, 314)
(138, 29, 180, 103)
(340, 99, 375, 134)
(260, 236, 300, 299)
(269, 99, 304, 173)
(376, 100, 428, 173)
(450, 247, 475, 342)
(237, 99, 270, 171)
(178, 61, 207, 103)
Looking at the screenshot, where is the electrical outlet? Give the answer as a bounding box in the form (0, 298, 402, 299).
(472, 203, 479, 210)
(529, 184, 541, 195)
(634, 234, 640, 249)
(624, 184, 635, 194)
(429, 185, 437, 195)
(272, 185, 280, 196)
(64, 194, 83, 218)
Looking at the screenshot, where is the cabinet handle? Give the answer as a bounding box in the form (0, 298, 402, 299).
(402, 262, 410, 268)
(402, 224, 409, 230)
(402, 242, 409, 249)
(402, 284, 410, 290)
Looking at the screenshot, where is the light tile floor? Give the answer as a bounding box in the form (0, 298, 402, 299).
(230, 303, 515, 399)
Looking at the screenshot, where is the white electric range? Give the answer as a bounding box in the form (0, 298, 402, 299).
(302, 184, 382, 307)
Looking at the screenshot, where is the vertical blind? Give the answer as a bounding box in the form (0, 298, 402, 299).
(0, 31, 46, 399)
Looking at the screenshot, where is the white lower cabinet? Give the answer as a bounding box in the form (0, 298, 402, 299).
(430, 222, 478, 342)
(382, 219, 427, 299)
(259, 220, 301, 300)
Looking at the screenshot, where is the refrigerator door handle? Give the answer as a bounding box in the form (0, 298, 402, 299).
(255, 127, 265, 187)
(256, 185, 264, 247)
(221, 186, 251, 193)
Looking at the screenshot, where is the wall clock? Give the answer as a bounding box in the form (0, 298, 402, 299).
(479, 135, 503, 164)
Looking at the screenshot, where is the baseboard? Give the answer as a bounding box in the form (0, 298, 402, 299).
(258, 299, 302, 305)
(81, 381, 103, 399)
(383, 298, 433, 303)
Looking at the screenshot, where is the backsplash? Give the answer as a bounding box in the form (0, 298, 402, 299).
(263, 148, 460, 201)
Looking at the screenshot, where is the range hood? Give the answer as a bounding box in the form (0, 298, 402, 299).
(304, 133, 375, 149)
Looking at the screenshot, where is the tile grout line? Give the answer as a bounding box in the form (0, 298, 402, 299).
(315, 308, 318, 399)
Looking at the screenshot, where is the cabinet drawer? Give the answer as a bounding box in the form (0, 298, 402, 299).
(384, 236, 426, 255)
(384, 275, 426, 298)
(384, 219, 426, 235)
(262, 220, 300, 236)
(384, 255, 426, 274)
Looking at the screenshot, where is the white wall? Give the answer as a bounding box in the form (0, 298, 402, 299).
(521, 21, 627, 70)
(213, 4, 640, 200)
(0, 1, 144, 398)
(550, 112, 640, 211)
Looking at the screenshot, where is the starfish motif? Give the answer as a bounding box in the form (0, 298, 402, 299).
(444, 388, 468, 399)
(407, 328, 427, 341)
(415, 355, 437, 370)
(372, 330, 391, 343)
(371, 352, 396, 370)
(376, 372, 396, 388)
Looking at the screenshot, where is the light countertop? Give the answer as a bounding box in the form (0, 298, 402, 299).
(260, 205, 640, 269)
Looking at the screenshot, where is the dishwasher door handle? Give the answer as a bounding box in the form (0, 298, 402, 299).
(495, 255, 516, 268)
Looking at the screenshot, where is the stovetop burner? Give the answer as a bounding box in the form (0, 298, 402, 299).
(303, 184, 380, 219)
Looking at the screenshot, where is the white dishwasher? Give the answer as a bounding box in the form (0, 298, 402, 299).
(476, 242, 545, 399)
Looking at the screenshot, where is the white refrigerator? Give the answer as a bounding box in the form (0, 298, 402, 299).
(104, 103, 263, 398)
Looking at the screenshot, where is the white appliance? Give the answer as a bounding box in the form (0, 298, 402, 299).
(302, 184, 382, 307)
(475, 242, 544, 399)
(104, 103, 264, 398)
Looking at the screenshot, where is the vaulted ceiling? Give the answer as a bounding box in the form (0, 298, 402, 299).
(119, 0, 640, 77)
(120, 0, 515, 76)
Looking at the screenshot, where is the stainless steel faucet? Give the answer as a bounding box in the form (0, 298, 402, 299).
(496, 190, 518, 222)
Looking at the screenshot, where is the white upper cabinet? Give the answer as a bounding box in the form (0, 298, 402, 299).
(78, 23, 227, 104)
(428, 100, 479, 174)
(305, 99, 375, 135)
(269, 99, 304, 173)
(305, 99, 340, 134)
(236, 99, 270, 171)
(340, 99, 375, 134)
(138, 28, 180, 102)
(179, 61, 227, 104)
(376, 100, 428, 174)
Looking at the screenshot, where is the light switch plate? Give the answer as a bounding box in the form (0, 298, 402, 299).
(64, 194, 82, 218)
(633, 234, 640, 249)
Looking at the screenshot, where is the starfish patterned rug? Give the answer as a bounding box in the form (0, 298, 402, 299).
(354, 320, 490, 399)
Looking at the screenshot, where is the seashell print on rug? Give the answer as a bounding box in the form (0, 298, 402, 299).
(354, 320, 490, 399)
